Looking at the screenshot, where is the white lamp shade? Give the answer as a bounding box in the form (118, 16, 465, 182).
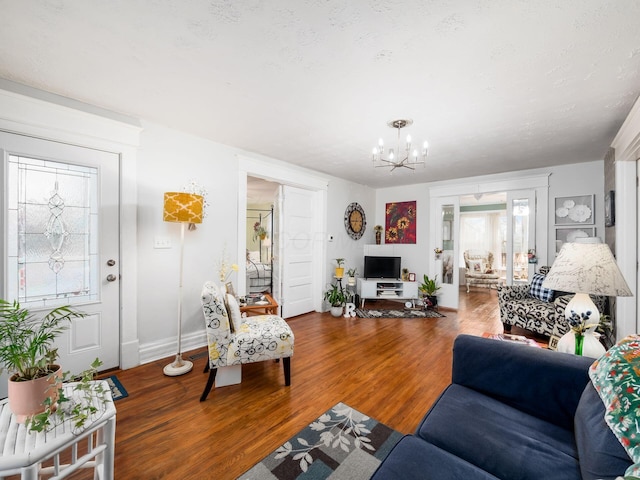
(542, 242, 632, 297)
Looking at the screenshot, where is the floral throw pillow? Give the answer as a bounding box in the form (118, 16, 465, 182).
(590, 335, 640, 478)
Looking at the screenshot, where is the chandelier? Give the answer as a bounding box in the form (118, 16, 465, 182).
(372, 119, 428, 171)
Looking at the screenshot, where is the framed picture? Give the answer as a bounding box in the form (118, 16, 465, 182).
(605, 190, 615, 227)
(554, 194, 595, 225)
(408, 272, 416, 282)
(555, 227, 596, 253)
(385, 201, 417, 244)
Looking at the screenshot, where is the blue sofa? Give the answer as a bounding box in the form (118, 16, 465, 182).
(372, 334, 633, 479)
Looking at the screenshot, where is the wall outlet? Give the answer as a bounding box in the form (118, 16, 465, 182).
(328, 234, 334, 242)
(154, 236, 172, 249)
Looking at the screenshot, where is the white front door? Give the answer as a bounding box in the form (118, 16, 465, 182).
(0, 132, 120, 397)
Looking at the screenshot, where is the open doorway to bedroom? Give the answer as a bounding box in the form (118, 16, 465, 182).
(246, 176, 279, 295)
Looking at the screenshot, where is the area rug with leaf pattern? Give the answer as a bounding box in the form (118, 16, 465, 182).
(238, 402, 403, 480)
(355, 308, 445, 319)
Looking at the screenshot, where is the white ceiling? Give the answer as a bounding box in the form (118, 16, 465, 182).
(2, 1, 639, 188)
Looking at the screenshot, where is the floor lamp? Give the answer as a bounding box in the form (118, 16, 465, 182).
(162, 192, 203, 376)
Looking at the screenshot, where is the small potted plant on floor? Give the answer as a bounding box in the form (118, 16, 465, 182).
(0, 299, 108, 430)
(324, 283, 347, 317)
(419, 274, 441, 309)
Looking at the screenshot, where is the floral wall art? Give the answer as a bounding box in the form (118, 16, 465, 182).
(554, 195, 594, 225)
(385, 201, 417, 244)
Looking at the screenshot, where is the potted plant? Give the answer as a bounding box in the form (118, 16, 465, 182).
(253, 222, 268, 241)
(0, 299, 107, 430)
(334, 258, 345, 279)
(374, 225, 383, 245)
(323, 283, 347, 317)
(346, 267, 358, 286)
(419, 274, 441, 309)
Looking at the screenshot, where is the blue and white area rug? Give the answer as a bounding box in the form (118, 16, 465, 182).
(239, 402, 402, 480)
(104, 375, 128, 401)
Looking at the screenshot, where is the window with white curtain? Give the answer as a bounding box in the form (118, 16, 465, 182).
(459, 211, 507, 272)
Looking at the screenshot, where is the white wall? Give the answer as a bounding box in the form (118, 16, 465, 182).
(136, 121, 376, 362)
(374, 161, 604, 293)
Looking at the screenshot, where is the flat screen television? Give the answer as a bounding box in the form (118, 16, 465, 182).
(364, 256, 401, 279)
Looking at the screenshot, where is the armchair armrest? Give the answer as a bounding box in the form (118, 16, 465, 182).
(452, 334, 593, 431)
(496, 283, 530, 302)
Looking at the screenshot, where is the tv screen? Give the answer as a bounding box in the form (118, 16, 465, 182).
(364, 256, 401, 279)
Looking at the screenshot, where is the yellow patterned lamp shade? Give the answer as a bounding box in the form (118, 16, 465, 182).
(163, 192, 204, 224)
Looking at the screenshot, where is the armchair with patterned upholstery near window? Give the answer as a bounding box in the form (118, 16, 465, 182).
(463, 250, 503, 293)
(497, 266, 606, 341)
(199, 281, 294, 401)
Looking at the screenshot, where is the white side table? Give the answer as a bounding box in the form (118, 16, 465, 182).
(0, 381, 116, 480)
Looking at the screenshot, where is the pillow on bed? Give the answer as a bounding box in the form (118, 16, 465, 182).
(247, 250, 260, 263)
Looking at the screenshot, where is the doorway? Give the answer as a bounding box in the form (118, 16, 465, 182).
(0, 131, 121, 397)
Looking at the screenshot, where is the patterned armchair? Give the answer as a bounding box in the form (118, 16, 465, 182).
(200, 281, 294, 401)
(463, 250, 503, 293)
(497, 266, 606, 340)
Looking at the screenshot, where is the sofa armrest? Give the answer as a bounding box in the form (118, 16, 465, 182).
(496, 283, 530, 302)
(452, 334, 593, 431)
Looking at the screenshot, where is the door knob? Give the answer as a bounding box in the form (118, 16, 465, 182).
(106, 274, 117, 282)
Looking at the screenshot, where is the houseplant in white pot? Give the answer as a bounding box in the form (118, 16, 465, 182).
(324, 283, 347, 317)
(0, 299, 86, 423)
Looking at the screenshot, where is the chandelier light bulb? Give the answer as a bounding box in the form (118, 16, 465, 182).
(378, 138, 384, 147)
(406, 134, 411, 144)
(389, 149, 395, 160)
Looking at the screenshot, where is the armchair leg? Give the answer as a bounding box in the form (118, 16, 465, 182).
(503, 323, 512, 333)
(200, 368, 217, 402)
(283, 357, 291, 386)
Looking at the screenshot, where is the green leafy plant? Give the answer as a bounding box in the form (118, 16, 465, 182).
(323, 283, 347, 307)
(28, 358, 109, 433)
(0, 300, 84, 381)
(419, 274, 441, 296)
(335, 258, 345, 267)
(346, 267, 358, 277)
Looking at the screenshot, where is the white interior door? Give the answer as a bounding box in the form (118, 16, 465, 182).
(506, 190, 536, 285)
(278, 185, 315, 318)
(0, 131, 120, 397)
(272, 186, 283, 315)
(432, 196, 460, 309)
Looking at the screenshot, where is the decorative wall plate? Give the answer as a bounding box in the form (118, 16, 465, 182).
(344, 202, 366, 240)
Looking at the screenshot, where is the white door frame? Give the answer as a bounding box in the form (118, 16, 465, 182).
(236, 155, 329, 313)
(0, 83, 142, 369)
(430, 174, 549, 309)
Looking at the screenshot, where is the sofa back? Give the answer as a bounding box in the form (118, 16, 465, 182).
(574, 382, 632, 479)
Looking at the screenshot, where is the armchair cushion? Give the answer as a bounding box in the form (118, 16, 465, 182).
(529, 272, 554, 302)
(226, 293, 244, 333)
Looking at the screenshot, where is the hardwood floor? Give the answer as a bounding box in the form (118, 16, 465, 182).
(57, 287, 543, 480)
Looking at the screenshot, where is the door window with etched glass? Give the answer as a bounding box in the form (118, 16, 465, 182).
(7, 155, 99, 307)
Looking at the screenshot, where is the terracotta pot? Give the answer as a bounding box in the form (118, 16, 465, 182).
(8, 364, 62, 423)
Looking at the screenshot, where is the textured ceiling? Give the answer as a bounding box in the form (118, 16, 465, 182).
(1, 1, 640, 188)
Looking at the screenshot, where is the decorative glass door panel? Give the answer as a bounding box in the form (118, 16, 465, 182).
(7, 155, 99, 307)
(507, 190, 535, 284)
(432, 196, 459, 309)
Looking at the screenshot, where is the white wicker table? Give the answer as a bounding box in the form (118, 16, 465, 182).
(0, 381, 116, 480)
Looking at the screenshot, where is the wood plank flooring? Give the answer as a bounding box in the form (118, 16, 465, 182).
(40, 287, 544, 480)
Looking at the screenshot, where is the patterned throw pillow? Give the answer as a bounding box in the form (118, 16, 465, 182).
(226, 294, 244, 333)
(529, 273, 554, 302)
(468, 260, 484, 273)
(589, 335, 640, 477)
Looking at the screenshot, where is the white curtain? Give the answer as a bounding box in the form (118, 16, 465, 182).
(459, 211, 506, 269)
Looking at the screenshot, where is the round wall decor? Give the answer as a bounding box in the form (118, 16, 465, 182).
(344, 202, 366, 240)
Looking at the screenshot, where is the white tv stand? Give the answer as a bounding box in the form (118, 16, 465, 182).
(356, 278, 419, 309)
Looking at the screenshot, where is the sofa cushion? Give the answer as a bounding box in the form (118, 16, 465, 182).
(589, 335, 640, 477)
(416, 384, 581, 480)
(371, 435, 500, 480)
(530, 272, 554, 302)
(574, 382, 632, 480)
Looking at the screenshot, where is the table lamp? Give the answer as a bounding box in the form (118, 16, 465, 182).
(542, 238, 632, 349)
(163, 192, 203, 376)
